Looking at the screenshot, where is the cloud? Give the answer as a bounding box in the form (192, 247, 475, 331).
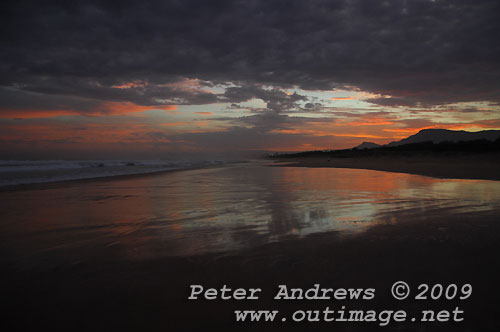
(330, 97, 357, 101)
(222, 85, 307, 112)
(1, 0, 498, 108)
(1, 0, 500, 156)
(0, 87, 177, 118)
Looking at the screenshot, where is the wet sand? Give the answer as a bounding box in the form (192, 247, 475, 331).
(275, 154, 500, 181)
(3, 209, 500, 331)
(1, 163, 500, 331)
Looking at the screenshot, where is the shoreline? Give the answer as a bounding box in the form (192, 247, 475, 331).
(273, 154, 500, 181)
(0, 162, 241, 192)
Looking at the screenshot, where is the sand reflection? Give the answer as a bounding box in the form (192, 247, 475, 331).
(1, 163, 500, 264)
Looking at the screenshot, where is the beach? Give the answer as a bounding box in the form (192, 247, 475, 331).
(275, 153, 500, 181)
(2, 161, 500, 331)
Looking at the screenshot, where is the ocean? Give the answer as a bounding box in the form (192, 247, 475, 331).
(0, 159, 232, 187)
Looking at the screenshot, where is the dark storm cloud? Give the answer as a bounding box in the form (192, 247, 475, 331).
(3, 76, 219, 108)
(0, 86, 100, 112)
(222, 86, 307, 112)
(365, 97, 419, 108)
(1, 0, 499, 110)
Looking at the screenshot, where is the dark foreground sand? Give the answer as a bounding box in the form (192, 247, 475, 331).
(2, 209, 500, 331)
(276, 153, 500, 181)
(1, 164, 500, 331)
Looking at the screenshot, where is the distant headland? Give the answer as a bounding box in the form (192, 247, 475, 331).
(271, 129, 500, 181)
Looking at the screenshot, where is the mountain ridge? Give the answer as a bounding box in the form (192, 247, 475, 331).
(387, 129, 500, 146)
(355, 142, 381, 149)
(357, 129, 500, 149)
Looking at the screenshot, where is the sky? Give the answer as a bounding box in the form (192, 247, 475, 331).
(1, 0, 499, 159)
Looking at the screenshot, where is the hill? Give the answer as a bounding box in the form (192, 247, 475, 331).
(355, 142, 381, 149)
(387, 129, 500, 146)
